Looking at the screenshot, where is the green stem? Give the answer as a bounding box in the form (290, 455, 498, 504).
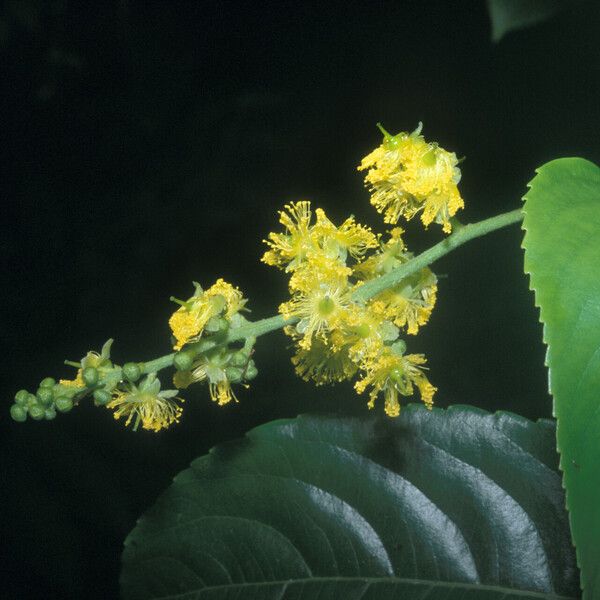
(137, 208, 522, 378)
(352, 208, 523, 303)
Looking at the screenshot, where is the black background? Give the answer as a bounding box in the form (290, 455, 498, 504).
(1, 1, 599, 598)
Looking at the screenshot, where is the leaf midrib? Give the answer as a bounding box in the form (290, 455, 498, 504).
(145, 575, 577, 600)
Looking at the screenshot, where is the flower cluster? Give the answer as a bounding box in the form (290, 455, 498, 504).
(168, 279, 257, 408)
(263, 201, 437, 416)
(9, 340, 184, 432)
(358, 123, 464, 233)
(10, 123, 463, 428)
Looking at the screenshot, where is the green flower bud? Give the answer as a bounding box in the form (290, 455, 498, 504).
(206, 315, 229, 333)
(93, 389, 111, 406)
(55, 397, 74, 413)
(14, 389, 29, 406)
(224, 366, 243, 383)
(10, 404, 27, 422)
(82, 366, 99, 387)
(44, 407, 57, 420)
(40, 377, 56, 388)
(29, 405, 45, 420)
(26, 393, 38, 408)
(122, 362, 142, 382)
(245, 361, 258, 381)
(36, 387, 54, 406)
(231, 351, 249, 368)
(173, 351, 194, 372)
(391, 340, 407, 356)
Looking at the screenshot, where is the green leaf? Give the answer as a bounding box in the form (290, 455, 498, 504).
(486, 0, 571, 42)
(121, 406, 578, 599)
(523, 157, 600, 599)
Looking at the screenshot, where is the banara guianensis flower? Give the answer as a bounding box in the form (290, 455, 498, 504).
(355, 343, 436, 417)
(169, 279, 247, 350)
(358, 123, 464, 233)
(107, 373, 183, 432)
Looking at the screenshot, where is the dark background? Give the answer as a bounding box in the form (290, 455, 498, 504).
(1, 1, 599, 598)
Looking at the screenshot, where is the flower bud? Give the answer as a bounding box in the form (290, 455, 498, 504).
(173, 351, 194, 372)
(36, 387, 54, 406)
(44, 407, 57, 420)
(231, 351, 249, 368)
(26, 393, 38, 407)
(391, 340, 407, 355)
(55, 397, 74, 413)
(245, 361, 258, 381)
(122, 362, 142, 383)
(206, 316, 229, 333)
(82, 366, 99, 387)
(224, 366, 243, 383)
(10, 404, 27, 422)
(29, 405, 45, 420)
(40, 377, 56, 388)
(14, 389, 29, 406)
(93, 389, 111, 406)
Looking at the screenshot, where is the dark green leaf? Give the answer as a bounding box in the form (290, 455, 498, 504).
(121, 406, 578, 599)
(523, 157, 600, 598)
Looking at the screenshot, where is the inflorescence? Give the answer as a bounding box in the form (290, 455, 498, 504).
(10, 123, 464, 428)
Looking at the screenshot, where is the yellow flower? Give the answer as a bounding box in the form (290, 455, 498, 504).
(107, 373, 183, 432)
(262, 201, 318, 270)
(280, 277, 351, 350)
(369, 268, 437, 335)
(207, 279, 247, 318)
(358, 123, 464, 233)
(353, 228, 406, 280)
(288, 253, 351, 293)
(355, 346, 436, 416)
(175, 351, 243, 406)
(169, 279, 247, 350)
(290, 330, 357, 385)
(314, 208, 378, 261)
(336, 304, 397, 364)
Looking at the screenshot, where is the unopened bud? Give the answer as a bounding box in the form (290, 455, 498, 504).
(82, 367, 99, 387)
(10, 404, 27, 422)
(36, 387, 53, 406)
(93, 389, 111, 406)
(14, 390, 29, 406)
(245, 361, 258, 381)
(29, 405, 45, 420)
(225, 366, 243, 383)
(122, 362, 141, 383)
(173, 351, 194, 372)
(55, 397, 74, 413)
(231, 351, 249, 368)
